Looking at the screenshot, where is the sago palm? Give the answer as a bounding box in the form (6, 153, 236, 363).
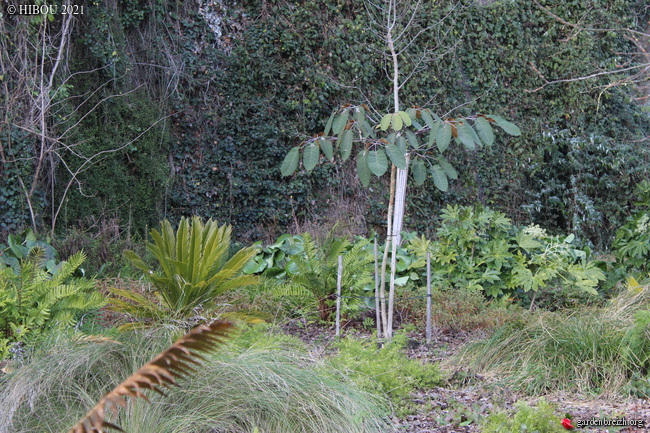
(110, 217, 259, 324)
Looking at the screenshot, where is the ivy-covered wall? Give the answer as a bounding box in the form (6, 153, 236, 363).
(1, 0, 647, 249)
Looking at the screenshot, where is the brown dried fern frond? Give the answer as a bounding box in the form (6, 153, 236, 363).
(67, 320, 234, 433)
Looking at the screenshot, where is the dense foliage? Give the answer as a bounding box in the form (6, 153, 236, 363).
(0, 0, 647, 248)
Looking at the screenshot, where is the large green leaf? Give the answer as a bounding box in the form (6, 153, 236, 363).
(367, 149, 388, 176)
(486, 114, 521, 136)
(391, 113, 403, 131)
(405, 130, 419, 149)
(380, 114, 391, 131)
(411, 158, 427, 185)
(281, 147, 300, 176)
(474, 117, 495, 146)
(396, 135, 407, 152)
(386, 142, 407, 169)
(324, 111, 336, 136)
(303, 142, 320, 171)
(332, 110, 350, 135)
(356, 151, 371, 187)
(438, 158, 458, 180)
(354, 105, 366, 122)
(397, 111, 412, 127)
(457, 122, 476, 150)
(431, 164, 448, 191)
(340, 129, 353, 160)
(436, 123, 451, 153)
(320, 138, 334, 161)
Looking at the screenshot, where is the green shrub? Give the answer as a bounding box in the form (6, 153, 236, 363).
(0, 326, 390, 433)
(327, 332, 441, 415)
(612, 181, 650, 279)
(260, 232, 374, 321)
(482, 399, 566, 433)
(412, 205, 605, 299)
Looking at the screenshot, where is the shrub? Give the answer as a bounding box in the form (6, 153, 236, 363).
(414, 205, 605, 299)
(263, 232, 374, 321)
(612, 180, 650, 279)
(327, 332, 441, 415)
(0, 325, 390, 433)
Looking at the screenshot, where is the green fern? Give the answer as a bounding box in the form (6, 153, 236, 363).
(0, 251, 105, 360)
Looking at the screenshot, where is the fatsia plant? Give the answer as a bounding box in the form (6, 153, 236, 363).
(67, 320, 234, 433)
(110, 217, 259, 325)
(272, 233, 373, 321)
(0, 250, 104, 360)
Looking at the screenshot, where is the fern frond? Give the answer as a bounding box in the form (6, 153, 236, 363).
(271, 282, 314, 299)
(67, 320, 234, 433)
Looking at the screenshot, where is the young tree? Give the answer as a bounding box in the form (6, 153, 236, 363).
(281, 0, 520, 339)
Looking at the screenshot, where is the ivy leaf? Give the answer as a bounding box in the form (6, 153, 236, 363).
(380, 114, 392, 131)
(391, 113, 403, 131)
(367, 149, 388, 176)
(340, 129, 353, 161)
(431, 164, 448, 191)
(303, 142, 320, 171)
(320, 138, 334, 161)
(486, 114, 521, 136)
(437, 123, 451, 153)
(332, 110, 350, 135)
(386, 143, 407, 169)
(356, 151, 371, 187)
(397, 110, 412, 127)
(439, 157, 458, 180)
(324, 111, 336, 136)
(280, 147, 300, 176)
(475, 117, 495, 146)
(411, 158, 427, 185)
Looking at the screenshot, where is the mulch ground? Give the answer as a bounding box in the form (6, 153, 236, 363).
(280, 321, 650, 433)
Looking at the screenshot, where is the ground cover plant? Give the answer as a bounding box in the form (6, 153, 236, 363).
(327, 330, 442, 416)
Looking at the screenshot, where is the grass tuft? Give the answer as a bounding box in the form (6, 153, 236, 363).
(454, 286, 650, 396)
(0, 326, 390, 433)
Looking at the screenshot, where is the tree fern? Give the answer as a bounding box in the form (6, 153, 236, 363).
(272, 233, 373, 321)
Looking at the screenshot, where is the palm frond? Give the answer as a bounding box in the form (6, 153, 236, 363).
(67, 320, 234, 433)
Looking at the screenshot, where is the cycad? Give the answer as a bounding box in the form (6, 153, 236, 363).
(274, 233, 373, 321)
(111, 217, 259, 325)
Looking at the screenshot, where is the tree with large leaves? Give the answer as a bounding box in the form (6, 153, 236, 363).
(281, 0, 521, 339)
